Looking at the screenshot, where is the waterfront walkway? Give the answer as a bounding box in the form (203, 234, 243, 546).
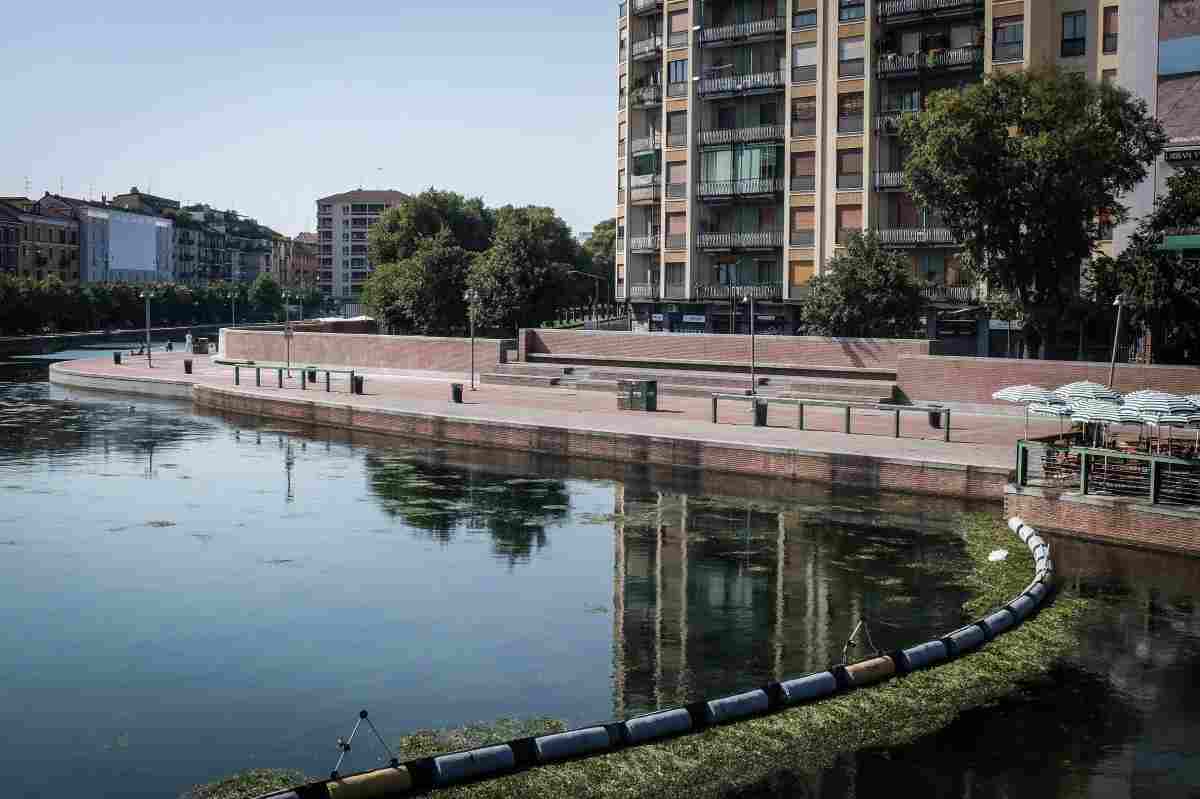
(52, 353, 1059, 499)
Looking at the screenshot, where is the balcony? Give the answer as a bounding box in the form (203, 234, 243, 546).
(669, 30, 688, 48)
(631, 133, 662, 154)
(697, 230, 784, 250)
(630, 234, 661, 252)
(697, 124, 784, 145)
(667, 182, 687, 200)
(837, 114, 865, 134)
(630, 0, 662, 15)
(876, 52, 921, 76)
(993, 42, 1023, 63)
(874, 171, 905, 190)
(792, 117, 817, 136)
(630, 174, 662, 204)
(877, 108, 918, 134)
(668, 81, 688, 97)
(928, 45, 984, 70)
(876, 227, 957, 246)
(617, 188, 625, 204)
(631, 84, 663, 107)
(837, 174, 864, 191)
(698, 70, 785, 97)
(665, 234, 686, 250)
(667, 130, 687, 148)
(664, 283, 688, 299)
(1061, 38, 1086, 58)
(700, 17, 786, 47)
(631, 35, 664, 61)
(696, 283, 782, 300)
(838, 58, 865, 78)
(790, 229, 816, 247)
(791, 174, 816, 192)
(792, 64, 817, 83)
(876, 0, 981, 20)
(629, 283, 660, 299)
(922, 284, 980, 303)
(697, 177, 784, 199)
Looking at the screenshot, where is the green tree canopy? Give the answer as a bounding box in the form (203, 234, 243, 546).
(1088, 167, 1200, 363)
(901, 68, 1167, 357)
(249, 273, 283, 321)
(368, 189, 493, 265)
(360, 231, 470, 335)
(797, 232, 926, 338)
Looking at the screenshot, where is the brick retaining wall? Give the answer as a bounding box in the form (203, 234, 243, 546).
(520, 329, 931, 372)
(225, 331, 502, 372)
(899, 355, 1200, 404)
(1006, 486, 1200, 556)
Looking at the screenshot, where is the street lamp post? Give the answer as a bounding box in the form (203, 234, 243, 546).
(283, 290, 293, 377)
(1108, 293, 1127, 388)
(463, 288, 480, 391)
(743, 293, 756, 395)
(140, 290, 154, 367)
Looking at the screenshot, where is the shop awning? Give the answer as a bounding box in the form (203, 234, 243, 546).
(1161, 234, 1200, 251)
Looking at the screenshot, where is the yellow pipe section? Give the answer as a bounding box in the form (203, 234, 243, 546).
(325, 767, 413, 798)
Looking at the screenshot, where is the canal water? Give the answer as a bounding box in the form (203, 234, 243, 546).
(1, 360, 1198, 797)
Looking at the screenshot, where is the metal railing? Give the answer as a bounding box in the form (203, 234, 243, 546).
(697, 124, 784, 145)
(631, 133, 662, 153)
(790, 228, 816, 246)
(837, 174, 864, 190)
(877, 108, 919, 133)
(876, 227, 956, 245)
(792, 64, 817, 82)
(838, 58, 865, 78)
(922, 284, 979, 302)
(697, 177, 784, 197)
(929, 44, 984, 69)
(877, 0, 981, 18)
(630, 173, 658, 188)
(628, 283, 659, 298)
(665, 234, 686, 250)
(791, 174, 816, 192)
(993, 41, 1023, 62)
(874, 170, 904, 189)
(664, 283, 688, 299)
(631, 36, 663, 60)
(667, 182, 687, 199)
(630, 85, 663, 106)
(713, 394, 952, 441)
(876, 53, 921, 76)
(668, 81, 688, 97)
(696, 230, 784, 249)
(700, 16, 786, 45)
(630, 185, 662, 203)
(668, 131, 687, 148)
(698, 70, 785, 96)
(695, 283, 781, 300)
(669, 30, 688, 48)
(630, 235, 660, 252)
(1016, 439, 1200, 507)
(837, 114, 865, 134)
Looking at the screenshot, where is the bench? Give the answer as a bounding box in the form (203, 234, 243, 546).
(218, 361, 360, 394)
(711, 394, 951, 442)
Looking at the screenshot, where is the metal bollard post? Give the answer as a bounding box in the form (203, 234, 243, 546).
(797, 402, 805, 430)
(234, 366, 240, 386)
(894, 408, 901, 438)
(844, 406, 851, 434)
(255, 368, 261, 387)
(277, 369, 283, 388)
(944, 409, 951, 442)
(301, 370, 306, 391)
(325, 372, 331, 392)
(711, 396, 718, 424)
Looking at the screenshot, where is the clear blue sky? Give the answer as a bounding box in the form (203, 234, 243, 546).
(0, 1, 619, 237)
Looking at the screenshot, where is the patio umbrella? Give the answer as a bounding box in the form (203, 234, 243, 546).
(993, 385, 1064, 438)
(1055, 381, 1123, 403)
(1029, 402, 1072, 436)
(1071, 400, 1126, 446)
(1123, 391, 1197, 417)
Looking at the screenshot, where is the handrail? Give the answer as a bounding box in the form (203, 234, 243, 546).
(712, 393, 950, 441)
(1015, 438, 1200, 506)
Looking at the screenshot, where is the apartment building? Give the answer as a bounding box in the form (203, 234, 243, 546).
(0, 205, 22, 276)
(315, 189, 407, 302)
(614, 0, 1179, 335)
(0, 200, 80, 283)
(269, 234, 319, 291)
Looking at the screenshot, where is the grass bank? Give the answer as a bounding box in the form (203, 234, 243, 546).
(188, 512, 1087, 799)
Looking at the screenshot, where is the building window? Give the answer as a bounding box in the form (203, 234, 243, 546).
(838, 36, 865, 78)
(838, 0, 865, 23)
(1103, 7, 1118, 54)
(836, 149, 863, 191)
(1062, 11, 1086, 58)
(790, 260, 815, 287)
(993, 16, 1024, 63)
(791, 96, 817, 136)
(668, 10, 688, 48)
(1102, 68, 1117, 84)
(667, 111, 687, 148)
(837, 93, 864, 134)
(793, 2, 817, 30)
(791, 151, 816, 193)
(666, 161, 688, 198)
(668, 59, 688, 96)
(792, 42, 817, 83)
(835, 205, 862, 245)
(790, 208, 815, 246)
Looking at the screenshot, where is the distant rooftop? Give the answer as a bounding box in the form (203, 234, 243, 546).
(317, 189, 408, 204)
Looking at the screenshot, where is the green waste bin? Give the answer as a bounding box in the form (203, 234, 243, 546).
(754, 399, 768, 427)
(113, 352, 122, 366)
(451, 383, 464, 404)
(184, 359, 193, 375)
(617, 380, 658, 412)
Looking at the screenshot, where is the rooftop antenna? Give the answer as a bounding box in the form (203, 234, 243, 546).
(24, 176, 32, 197)
(60, 176, 64, 194)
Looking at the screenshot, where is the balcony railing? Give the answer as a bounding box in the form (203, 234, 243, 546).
(667, 131, 687, 148)
(838, 58, 865, 78)
(697, 230, 784, 250)
(667, 182, 687, 199)
(700, 16, 786, 46)
(874, 170, 904, 190)
(669, 30, 688, 48)
(876, 53, 921, 76)
(631, 85, 663, 106)
(697, 177, 784, 198)
(631, 0, 663, 14)
(698, 70, 785, 96)
(631, 133, 662, 153)
(791, 174, 816, 192)
(876, 227, 957, 246)
(617, 189, 625, 204)
(1104, 32, 1118, 54)
(668, 81, 688, 97)
(792, 117, 817, 136)
(837, 114, 865, 134)
(790, 229, 816, 247)
(630, 185, 662, 203)
(876, 0, 981, 19)
(993, 42, 1023, 63)
(877, 108, 919, 134)
(665, 234, 686, 250)
(631, 35, 664, 60)
(630, 234, 661, 252)
(630, 173, 658, 188)
(793, 9, 818, 29)
(664, 283, 688, 299)
(837, 174, 864, 191)
(695, 283, 782, 300)
(928, 45, 984, 69)
(1061, 38, 1086, 58)
(697, 124, 784, 145)
(922, 284, 979, 303)
(629, 283, 660, 298)
(792, 64, 817, 83)
(616, 236, 625, 251)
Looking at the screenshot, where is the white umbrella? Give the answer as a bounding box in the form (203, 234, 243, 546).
(1072, 400, 1126, 447)
(1123, 391, 1198, 416)
(994, 385, 1064, 438)
(1030, 402, 1072, 436)
(1055, 381, 1123, 403)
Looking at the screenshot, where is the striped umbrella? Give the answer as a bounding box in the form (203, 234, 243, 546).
(993, 385, 1064, 439)
(1071, 399, 1128, 447)
(1030, 402, 1072, 436)
(1055, 381, 1123, 403)
(1122, 391, 1198, 417)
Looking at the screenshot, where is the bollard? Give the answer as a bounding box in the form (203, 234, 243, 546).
(255, 368, 261, 387)
(277, 369, 283, 388)
(113, 352, 122, 366)
(894, 408, 901, 438)
(184, 359, 193, 375)
(753, 399, 768, 427)
(325, 371, 331, 392)
(844, 406, 852, 434)
(711, 396, 718, 424)
(797, 402, 805, 430)
(234, 366, 240, 386)
(451, 383, 464, 404)
(301, 370, 306, 391)
(354, 375, 365, 395)
(308, 368, 318, 383)
(944, 409, 951, 443)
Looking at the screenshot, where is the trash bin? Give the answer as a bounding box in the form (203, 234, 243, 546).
(927, 404, 944, 430)
(353, 375, 365, 395)
(643, 380, 658, 413)
(307, 369, 318, 383)
(451, 383, 464, 404)
(183, 359, 193, 375)
(754, 399, 768, 427)
(113, 352, 122, 366)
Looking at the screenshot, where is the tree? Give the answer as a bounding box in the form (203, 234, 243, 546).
(1088, 167, 1200, 364)
(361, 231, 470, 335)
(467, 206, 579, 335)
(797, 232, 926, 338)
(250, 273, 283, 321)
(901, 68, 1167, 358)
(368, 189, 493, 265)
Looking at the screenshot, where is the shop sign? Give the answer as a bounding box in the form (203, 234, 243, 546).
(1165, 148, 1200, 163)
(683, 314, 706, 324)
(651, 313, 665, 321)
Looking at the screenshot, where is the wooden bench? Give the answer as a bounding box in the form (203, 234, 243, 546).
(711, 394, 951, 442)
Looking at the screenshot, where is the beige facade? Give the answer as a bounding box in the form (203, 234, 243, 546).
(315, 189, 407, 301)
(0, 201, 80, 284)
(614, 0, 1133, 332)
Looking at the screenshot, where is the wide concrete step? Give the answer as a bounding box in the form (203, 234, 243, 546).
(524, 352, 897, 382)
(481, 373, 561, 388)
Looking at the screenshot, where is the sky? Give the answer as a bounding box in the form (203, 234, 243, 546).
(0, 1, 619, 237)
